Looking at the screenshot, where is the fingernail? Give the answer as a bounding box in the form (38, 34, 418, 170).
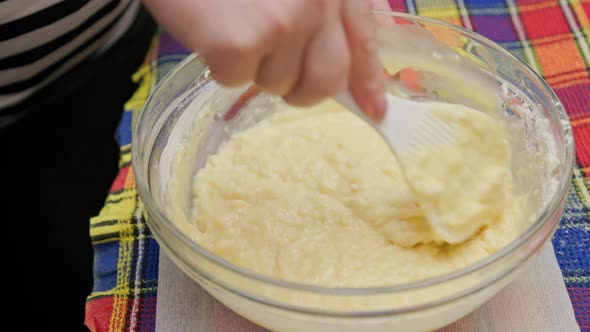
(372, 95, 387, 120)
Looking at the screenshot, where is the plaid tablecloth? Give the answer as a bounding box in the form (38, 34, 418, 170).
(84, 1, 590, 331)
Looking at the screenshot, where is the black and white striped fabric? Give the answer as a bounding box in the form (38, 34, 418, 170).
(0, 0, 139, 125)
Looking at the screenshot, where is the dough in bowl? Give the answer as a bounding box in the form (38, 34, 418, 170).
(183, 100, 525, 287)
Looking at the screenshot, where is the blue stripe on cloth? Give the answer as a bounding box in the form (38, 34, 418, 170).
(500, 44, 527, 63)
(144, 238, 160, 295)
(92, 241, 120, 292)
(115, 111, 133, 147)
(471, 13, 518, 42)
(553, 206, 590, 285)
(464, 0, 507, 8)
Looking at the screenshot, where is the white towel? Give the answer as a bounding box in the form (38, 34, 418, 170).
(156, 243, 579, 332)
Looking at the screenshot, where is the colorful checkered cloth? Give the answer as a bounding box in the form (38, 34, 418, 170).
(84, 1, 590, 331)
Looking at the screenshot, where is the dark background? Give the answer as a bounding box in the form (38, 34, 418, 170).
(1, 9, 156, 331)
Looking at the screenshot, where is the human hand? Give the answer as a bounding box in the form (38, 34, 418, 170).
(143, 0, 391, 119)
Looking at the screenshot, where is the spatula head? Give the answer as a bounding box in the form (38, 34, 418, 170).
(373, 94, 456, 159)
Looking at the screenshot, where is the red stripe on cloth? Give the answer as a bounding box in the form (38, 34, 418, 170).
(520, 6, 570, 39)
(555, 83, 590, 118)
(109, 166, 130, 192)
(133, 297, 158, 332)
(145, 297, 159, 331)
(567, 287, 590, 331)
(387, 0, 407, 12)
(85, 297, 114, 332)
(573, 123, 590, 168)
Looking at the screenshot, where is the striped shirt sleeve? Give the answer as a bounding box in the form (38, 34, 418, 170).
(0, 0, 140, 124)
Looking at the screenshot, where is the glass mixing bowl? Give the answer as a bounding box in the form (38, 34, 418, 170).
(133, 11, 574, 332)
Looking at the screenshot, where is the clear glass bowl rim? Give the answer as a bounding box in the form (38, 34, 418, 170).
(133, 11, 575, 296)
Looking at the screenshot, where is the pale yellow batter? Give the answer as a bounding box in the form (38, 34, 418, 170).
(403, 104, 512, 244)
(188, 100, 524, 287)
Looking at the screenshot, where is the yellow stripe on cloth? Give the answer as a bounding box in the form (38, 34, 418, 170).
(87, 33, 161, 332)
(106, 34, 160, 332)
(415, 0, 462, 26)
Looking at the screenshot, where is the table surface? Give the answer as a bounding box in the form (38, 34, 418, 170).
(83, 2, 590, 331)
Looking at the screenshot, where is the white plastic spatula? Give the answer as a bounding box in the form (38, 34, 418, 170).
(334, 92, 456, 160)
(334, 92, 470, 243)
